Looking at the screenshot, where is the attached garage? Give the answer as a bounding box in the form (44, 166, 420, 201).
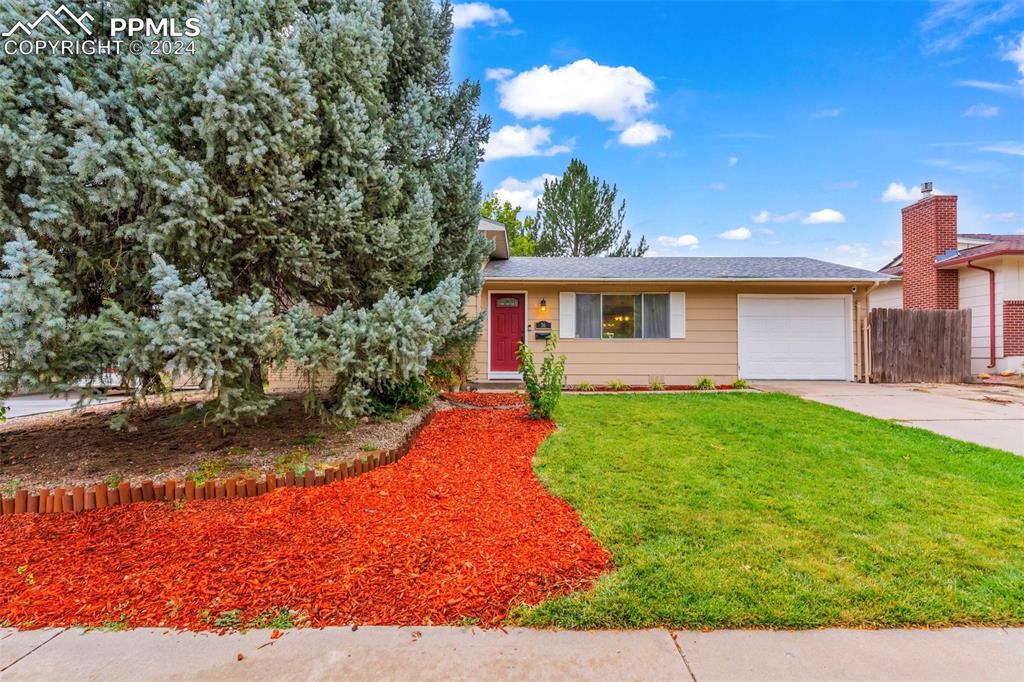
(737, 295, 853, 380)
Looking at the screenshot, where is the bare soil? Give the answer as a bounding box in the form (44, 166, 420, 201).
(0, 393, 436, 491)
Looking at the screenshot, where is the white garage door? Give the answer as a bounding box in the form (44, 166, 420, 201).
(738, 295, 852, 380)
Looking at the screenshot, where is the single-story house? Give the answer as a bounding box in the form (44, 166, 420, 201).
(471, 218, 895, 386)
(869, 185, 1024, 374)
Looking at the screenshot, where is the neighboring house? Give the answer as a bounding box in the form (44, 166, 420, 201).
(470, 221, 895, 386)
(869, 185, 1024, 374)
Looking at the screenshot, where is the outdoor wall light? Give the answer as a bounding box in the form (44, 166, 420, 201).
(539, 298, 548, 314)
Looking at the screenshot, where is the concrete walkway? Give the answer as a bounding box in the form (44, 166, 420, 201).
(2, 626, 1022, 681)
(756, 381, 1024, 455)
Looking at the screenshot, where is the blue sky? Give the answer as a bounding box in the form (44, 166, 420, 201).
(451, 1, 1024, 269)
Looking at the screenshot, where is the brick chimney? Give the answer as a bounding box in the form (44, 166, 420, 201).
(901, 186, 958, 309)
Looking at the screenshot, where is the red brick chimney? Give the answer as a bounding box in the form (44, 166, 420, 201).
(901, 186, 958, 309)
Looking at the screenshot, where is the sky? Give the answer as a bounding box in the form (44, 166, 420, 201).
(451, 0, 1024, 269)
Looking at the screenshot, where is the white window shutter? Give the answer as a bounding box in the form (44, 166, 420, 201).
(559, 292, 575, 339)
(669, 292, 686, 338)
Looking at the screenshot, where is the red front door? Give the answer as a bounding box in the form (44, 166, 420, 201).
(490, 293, 525, 372)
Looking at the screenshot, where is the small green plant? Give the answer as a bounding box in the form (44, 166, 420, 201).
(213, 609, 243, 629)
(606, 379, 628, 391)
(732, 378, 749, 389)
(187, 457, 232, 486)
(291, 432, 323, 446)
(694, 376, 716, 391)
(5, 479, 18, 497)
(360, 443, 379, 452)
(246, 607, 306, 630)
(104, 473, 122, 488)
(16, 564, 33, 584)
(648, 379, 666, 391)
(275, 449, 310, 476)
(575, 382, 595, 392)
(100, 614, 129, 631)
(455, 616, 479, 628)
(516, 335, 566, 419)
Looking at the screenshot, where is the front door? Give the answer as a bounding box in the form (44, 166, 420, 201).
(490, 293, 525, 373)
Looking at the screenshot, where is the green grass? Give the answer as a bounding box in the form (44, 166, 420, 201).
(513, 393, 1024, 629)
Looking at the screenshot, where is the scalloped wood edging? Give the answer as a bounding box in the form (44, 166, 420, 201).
(0, 407, 437, 517)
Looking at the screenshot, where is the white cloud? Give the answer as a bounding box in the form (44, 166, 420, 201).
(953, 79, 1016, 93)
(752, 209, 802, 224)
(835, 243, 870, 257)
(812, 108, 843, 118)
(618, 121, 671, 146)
(492, 174, 557, 211)
(1002, 33, 1024, 82)
(963, 103, 1000, 117)
(484, 125, 572, 160)
(921, 1, 1022, 53)
(657, 234, 700, 249)
(452, 3, 511, 30)
(493, 59, 656, 125)
(718, 226, 751, 241)
(727, 156, 738, 167)
(984, 211, 1019, 221)
(980, 141, 1024, 156)
(707, 182, 727, 191)
(881, 182, 918, 203)
(484, 67, 514, 81)
(803, 208, 846, 224)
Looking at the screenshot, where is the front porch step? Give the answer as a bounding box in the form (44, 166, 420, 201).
(467, 380, 524, 391)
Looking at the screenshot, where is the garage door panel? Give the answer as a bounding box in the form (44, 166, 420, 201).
(738, 296, 850, 380)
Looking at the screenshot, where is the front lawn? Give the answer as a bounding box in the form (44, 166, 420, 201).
(514, 392, 1024, 628)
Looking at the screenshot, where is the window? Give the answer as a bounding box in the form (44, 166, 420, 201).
(495, 296, 519, 308)
(575, 293, 669, 339)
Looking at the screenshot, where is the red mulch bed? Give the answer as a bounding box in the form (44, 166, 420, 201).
(442, 392, 526, 407)
(0, 408, 610, 630)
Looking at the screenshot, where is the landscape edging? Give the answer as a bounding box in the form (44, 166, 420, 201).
(0, 406, 438, 517)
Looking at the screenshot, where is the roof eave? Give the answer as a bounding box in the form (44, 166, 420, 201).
(935, 248, 1024, 269)
(482, 276, 897, 283)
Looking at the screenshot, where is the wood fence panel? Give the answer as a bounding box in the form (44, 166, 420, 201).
(869, 308, 971, 383)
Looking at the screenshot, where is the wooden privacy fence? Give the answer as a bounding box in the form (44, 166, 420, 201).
(869, 308, 971, 383)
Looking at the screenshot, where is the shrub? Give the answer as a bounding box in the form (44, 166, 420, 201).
(648, 378, 666, 391)
(732, 378, 749, 389)
(694, 376, 716, 391)
(575, 382, 595, 392)
(516, 335, 566, 419)
(607, 379, 628, 391)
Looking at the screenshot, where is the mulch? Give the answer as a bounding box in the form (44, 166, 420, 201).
(441, 392, 526, 408)
(0, 408, 610, 630)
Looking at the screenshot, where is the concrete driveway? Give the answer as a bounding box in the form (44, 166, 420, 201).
(2, 393, 126, 420)
(755, 381, 1024, 456)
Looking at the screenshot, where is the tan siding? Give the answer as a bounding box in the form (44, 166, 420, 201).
(471, 281, 858, 386)
(869, 281, 903, 309)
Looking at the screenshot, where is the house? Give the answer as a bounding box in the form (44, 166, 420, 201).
(470, 220, 895, 386)
(869, 184, 1024, 374)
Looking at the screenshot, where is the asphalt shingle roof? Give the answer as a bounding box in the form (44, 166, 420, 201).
(484, 256, 896, 281)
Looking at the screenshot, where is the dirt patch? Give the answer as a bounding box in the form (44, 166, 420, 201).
(0, 394, 438, 491)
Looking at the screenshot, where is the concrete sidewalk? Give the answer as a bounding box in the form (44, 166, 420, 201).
(756, 381, 1024, 455)
(2, 626, 1021, 681)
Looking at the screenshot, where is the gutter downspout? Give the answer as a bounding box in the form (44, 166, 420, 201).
(966, 261, 997, 369)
